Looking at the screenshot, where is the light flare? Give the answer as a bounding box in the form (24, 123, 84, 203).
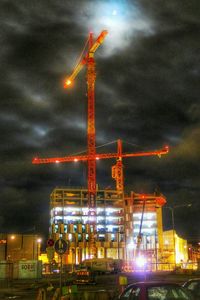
(136, 255, 146, 268)
(64, 79, 72, 88)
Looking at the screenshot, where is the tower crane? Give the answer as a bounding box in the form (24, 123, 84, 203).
(64, 31, 107, 222)
(67, 30, 107, 257)
(33, 30, 169, 258)
(33, 141, 169, 195)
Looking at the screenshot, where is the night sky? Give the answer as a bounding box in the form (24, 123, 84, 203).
(0, 0, 199, 243)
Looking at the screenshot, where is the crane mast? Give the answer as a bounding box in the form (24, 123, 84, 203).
(64, 30, 108, 204)
(87, 32, 96, 203)
(66, 30, 107, 258)
(87, 33, 97, 258)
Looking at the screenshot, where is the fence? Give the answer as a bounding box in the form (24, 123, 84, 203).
(0, 260, 42, 280)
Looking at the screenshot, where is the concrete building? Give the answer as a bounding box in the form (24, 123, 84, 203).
(0, 234, 42, 261)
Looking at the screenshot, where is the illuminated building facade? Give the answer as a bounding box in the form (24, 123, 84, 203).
(163, 230, 188, 265)
(124, 192, 166, 269)
(50, 188, 166, 266)
(50, 188, 125, 263)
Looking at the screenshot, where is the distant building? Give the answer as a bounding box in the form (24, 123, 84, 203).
(163, 230, 188, 265)
(0, 234, 42, 261)
(188, 243, 200, 264)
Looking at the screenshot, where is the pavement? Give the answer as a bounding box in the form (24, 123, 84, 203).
(0, 271, 200, 300)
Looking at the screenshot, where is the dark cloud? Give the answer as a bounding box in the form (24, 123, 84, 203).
(0, 0, 199, 241)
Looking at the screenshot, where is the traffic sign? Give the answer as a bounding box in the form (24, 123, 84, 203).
(47, 238, 54, 247)
(54, 239, 69, 255)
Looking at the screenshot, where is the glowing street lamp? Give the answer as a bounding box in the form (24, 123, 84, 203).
(37, 238, 42, 260)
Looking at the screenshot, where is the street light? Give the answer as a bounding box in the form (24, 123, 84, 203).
(37, 238, 42, 260)
(165, 204, 192, 267)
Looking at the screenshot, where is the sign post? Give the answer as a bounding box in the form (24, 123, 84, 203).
(46, 238, 55, 274)
(54, 239, 69, 297)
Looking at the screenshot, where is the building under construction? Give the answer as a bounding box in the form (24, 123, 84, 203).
(50, 187, 166, 268)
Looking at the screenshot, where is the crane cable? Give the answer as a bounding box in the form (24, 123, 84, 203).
(95, 140, 119, 150)
(64, 139, 150, 157)
(67, 140, 118, 157)
(73, 35, 90, 71)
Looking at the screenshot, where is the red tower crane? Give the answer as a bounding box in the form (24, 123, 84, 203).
(64, 30, 108, 210)
(33, 140, 169, 191)
(32, 31, 169, 257)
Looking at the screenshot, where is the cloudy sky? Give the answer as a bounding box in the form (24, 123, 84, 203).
(0, 0, 199, 242)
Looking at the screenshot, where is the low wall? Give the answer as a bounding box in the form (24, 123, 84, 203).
(0, 260, 42, 279)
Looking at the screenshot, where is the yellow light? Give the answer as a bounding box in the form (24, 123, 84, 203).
(11, 235, 15, 240)
(74, 158, 78, 162)
(64, 78, 73, 89)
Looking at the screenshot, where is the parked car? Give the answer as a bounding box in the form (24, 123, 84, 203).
(119, 281, 194, 300)
(183, 278, 200, 299)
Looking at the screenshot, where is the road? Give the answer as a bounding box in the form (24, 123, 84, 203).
(0, 271, 199, 299)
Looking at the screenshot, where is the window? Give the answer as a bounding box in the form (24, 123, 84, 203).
(186, 282, 200, 297)
(130, 287, 140, 299)
(120, 286, 133, 299)
(147, 287, 167, 300)
(147, 285, 191, 300)
(120, 286, 140, 300)
(78, 234, 82, 242)
(187, 281, 199, 291)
